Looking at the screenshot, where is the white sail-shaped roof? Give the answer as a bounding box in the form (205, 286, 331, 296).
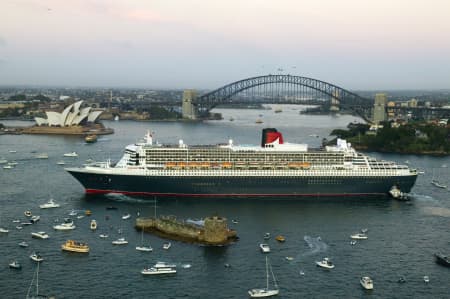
(46, 111, 62, 126)
(72, 107, 91, 125)
(34, 117, 48, 126)
(60, 103, 74, 125)
(87, 110, 103, 122)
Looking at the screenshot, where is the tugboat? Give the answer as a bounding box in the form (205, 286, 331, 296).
(434, 252, 450, 267)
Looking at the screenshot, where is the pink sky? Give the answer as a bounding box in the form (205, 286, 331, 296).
(1, 0, 449, 89)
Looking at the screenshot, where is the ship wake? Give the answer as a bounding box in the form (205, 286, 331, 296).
(302, 235, 328, 256)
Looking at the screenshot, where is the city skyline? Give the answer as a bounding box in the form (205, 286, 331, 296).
(1, 0, 450, 90)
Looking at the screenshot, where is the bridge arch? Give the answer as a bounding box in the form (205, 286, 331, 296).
(193, 74, 372, 117)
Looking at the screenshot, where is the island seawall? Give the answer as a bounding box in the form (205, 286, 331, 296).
(135, 215, 238, 245)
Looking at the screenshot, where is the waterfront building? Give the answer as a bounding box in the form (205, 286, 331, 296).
(34, 100, 103, 127)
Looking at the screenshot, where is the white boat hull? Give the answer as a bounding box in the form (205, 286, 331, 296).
(248, 289, 279, 297)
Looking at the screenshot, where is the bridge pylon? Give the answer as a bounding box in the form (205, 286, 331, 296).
(182, 89, 198, 120)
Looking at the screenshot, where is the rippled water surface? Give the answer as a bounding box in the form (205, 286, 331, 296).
(1, 106, 449, 298)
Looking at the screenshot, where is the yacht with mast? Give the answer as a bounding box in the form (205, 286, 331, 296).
(248, 256, 279, 297)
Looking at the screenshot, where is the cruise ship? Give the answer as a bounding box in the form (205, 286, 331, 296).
(66, 128, 417, 198)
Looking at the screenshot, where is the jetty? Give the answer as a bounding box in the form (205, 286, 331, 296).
(135, 215, 238, 245)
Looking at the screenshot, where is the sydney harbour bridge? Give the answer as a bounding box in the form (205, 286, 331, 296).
(181, 75, 374, 122)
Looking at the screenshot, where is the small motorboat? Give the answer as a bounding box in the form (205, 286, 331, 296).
(19, 241, 28, 248)
(122, 213, 131, 220)
(16, 225, 23, 230)
(163, 242, 171, 250)
(90, 219, 97, 230)
(259, 243, 271, 253)
(398, 276, 406, 283)
(39, 199, 60, 209)
(56, 161, 65, 165)
(30, 215, 40, 223)
(275, 235, 286, 242)
(350, 240, 357, 246)
(3, 165, 13, 169)
(263, 233, 271, 240)
(285, 257, 294, 261)
(231, 219, 239, 224)
(30, 252, 44, 262)
(63, 152, 78, 157)
(31, 231, 49, 239)
(360, 276, 374, 290)
(35, 153, 48, 159)
(68, 210, 78, 216)
(434, 252, 450, 267)
(53, 222, 76, 231)
(112, 238, 128, 245)
(350, 233, 368, 240)
(18, 241, 29, 248)
(12, 219, 20, 223)
(9, 260, 22, 269)
(0, 227, 9, 233)
(85, 210, 92, 216)
(423, 275, 430, 283)
(24, 210, 32, 217)
(99, 234, 109, 238)
(316, 257, 335, 269)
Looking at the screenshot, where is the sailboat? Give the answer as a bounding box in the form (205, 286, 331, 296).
(136, 226, 153, 252)
(26, 261, 48, 299)
(248, 256, 279, 297)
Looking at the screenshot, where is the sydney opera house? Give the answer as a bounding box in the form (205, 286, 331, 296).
(34, 100, 103, 127)
(22, 100, 113, 135)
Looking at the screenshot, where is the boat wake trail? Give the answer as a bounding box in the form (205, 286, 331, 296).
(302, 235, 328, 256)
(409, 193, 435, 202)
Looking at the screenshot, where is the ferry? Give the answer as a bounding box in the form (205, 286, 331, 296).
(66, 128, 417, 198)
(141, 262, 177, 275)
(61, 240, 89, 253)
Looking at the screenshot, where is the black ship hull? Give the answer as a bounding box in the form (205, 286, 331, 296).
(67, 169, 417, 198)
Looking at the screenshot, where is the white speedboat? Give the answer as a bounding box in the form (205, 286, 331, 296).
(68, 210, 78, 216)
(112, 237, 128, 245)
(0, 227, 9, 233)
(39, 199, 60, 209)
(31, 231, 49, 239)
(360, 276, 374, 290)
(24, 210, 32, 217)
(53, 222, 76, 231)
(56, 161, 65, 165)
(122, 213, 131, 220)
(263, 233, 271, 240)
(316, 257, 335, 269)
(99, 234, 109, 238)
(9, 260, 22, 269)
(259, 243, 271, 253)
(163, 242, 171, 250)
(248, 256, 279, 298)
(90, 219, 97, 230)
(18, 241, 29, 247)
(30, 252, 44, 262)
(63, 152, 78, 157)
(141, 262, 177, 275)
(350, 233, 368, 240)
(30, 215, 40, 223)
(3, 165, 13, 169)
(423, 275, 430, 283)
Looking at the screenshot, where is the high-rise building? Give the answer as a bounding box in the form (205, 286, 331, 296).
(373, 93, 387, 124)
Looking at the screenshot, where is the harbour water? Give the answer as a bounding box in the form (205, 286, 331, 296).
(1, 105, 449, 298)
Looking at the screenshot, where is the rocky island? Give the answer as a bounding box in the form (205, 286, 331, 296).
(135, 215, 238, 245)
